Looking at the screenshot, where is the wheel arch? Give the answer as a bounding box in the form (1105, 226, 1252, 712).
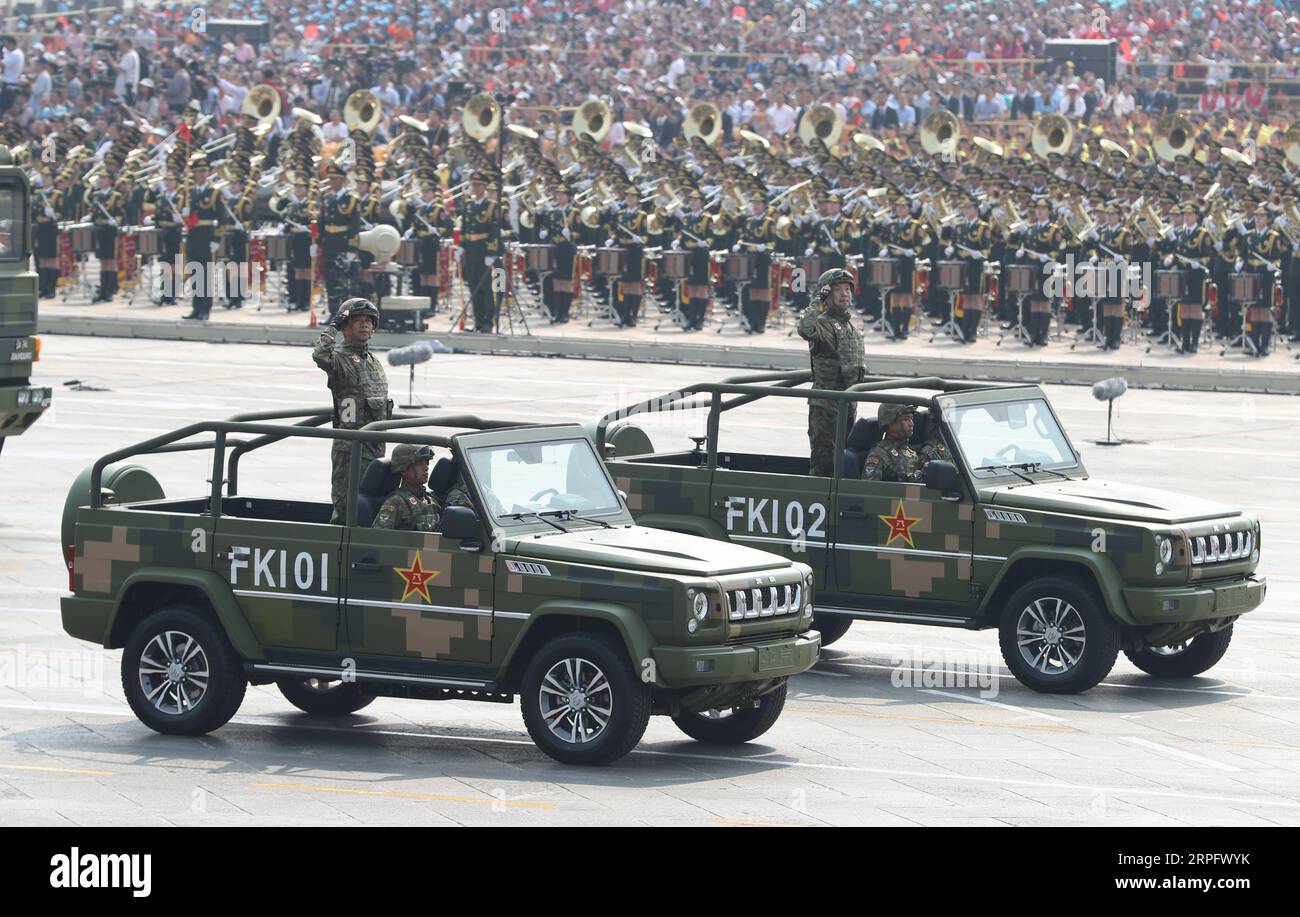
(977, 549, 1132, 626)
(499, 601, 657, 690)
(107, 568, 266, 661)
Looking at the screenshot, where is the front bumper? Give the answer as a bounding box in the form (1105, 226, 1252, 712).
(654, 631, 821, 686)
(1123, 575, 1266, 625)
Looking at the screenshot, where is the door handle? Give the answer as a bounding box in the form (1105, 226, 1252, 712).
(351, 559, 382, 572)
(840, 503, 866, 518)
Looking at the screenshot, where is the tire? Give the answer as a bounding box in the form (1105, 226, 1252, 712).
(998, 575, 1119, 694)
(1124, 625, 1233, 678)
(811, 615, 853, 647)
(121, 605, 247, 736)
(672, 681, 787, 745)
(277, 677, 376, 715)
(519, 632, 650, 765)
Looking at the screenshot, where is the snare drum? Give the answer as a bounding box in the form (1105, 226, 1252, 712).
(1154, 269, 1184, 301)
(800, 256, 825, 286)
(398, 238, 421, 267)
(1229, 273, 1262, 305)
(725, 253, 755, 282)
(69, 223, 94, 254)
(520, 243, 553, 273)
(1006, 264, 1037, 295)
(935, 260, 965, 291)
(868, 257, 898, 288)
(258, 233, 290, 262)
(595, 246, 626, 276)
(135, 228, 162, 257)
(660, 251, 690, 280)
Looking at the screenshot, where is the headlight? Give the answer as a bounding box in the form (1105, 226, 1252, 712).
(1158, 536, 1173, 565)
(691, 590, 709, 622)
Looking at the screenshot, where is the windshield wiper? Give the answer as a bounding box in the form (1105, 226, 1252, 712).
(502, 511, 570, 532)
(974, 463, 1035, 484)
(560, 511, 613, 529)
(1023, 462, 1071, 481)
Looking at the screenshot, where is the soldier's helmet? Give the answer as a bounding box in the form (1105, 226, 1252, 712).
(390, 443, 433, 471)
(816, 267, 857, 301)
(337, 297, 380, 325)
(878, 403, 917, 425)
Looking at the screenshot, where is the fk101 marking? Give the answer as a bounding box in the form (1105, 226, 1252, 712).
(228, 546, 330, 592)
(724, 496, 827, 553)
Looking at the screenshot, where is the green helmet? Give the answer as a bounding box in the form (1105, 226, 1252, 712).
(391, 443, 434, 471)
(337, 298, 380, 326)
(816, 267, 857, 301)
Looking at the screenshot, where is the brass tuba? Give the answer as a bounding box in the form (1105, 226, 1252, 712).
(1032, 114, 1073, 160)
(798, 103, 844, 151)
(684, 102, 722, 147)
(920, 109, 960, 157)
(1154, 114, 1195, 162)
(344, 89, 382, 136)
(571, 99, 613, 143)
(241, 83, 281, 126)
(461, 93, 501, 142)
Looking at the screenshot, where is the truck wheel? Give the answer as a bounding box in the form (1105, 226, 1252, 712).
(811, 615, 852, 647)
(121, 606, 247, 736)
(1124, 625, 1233, 678)
(672, 681, 787, 744)
(998, 576, 1119, 694)
(520, 632, 651, 765)
(277, 677, 376, 715)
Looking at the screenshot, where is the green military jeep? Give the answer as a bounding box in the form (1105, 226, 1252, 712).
(60, 409, 818, 765)
(597, 371, 1266, 694)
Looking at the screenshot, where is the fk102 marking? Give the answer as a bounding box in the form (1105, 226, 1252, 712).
(724, 496, 828, 553)
(228, 546, 330, 592)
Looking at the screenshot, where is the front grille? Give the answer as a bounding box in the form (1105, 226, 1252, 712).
(727, 583, 802, 621)
(1189, 530, 1253, 566)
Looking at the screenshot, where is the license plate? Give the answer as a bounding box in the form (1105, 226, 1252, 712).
(1217, 584, 1248, 612)
(757, 643, 794, 672)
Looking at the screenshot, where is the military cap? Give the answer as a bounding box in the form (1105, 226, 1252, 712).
(878, 403, 917, 425)
(326, 162, 347, 178)
(471, 171, 491, 183)
(335, 297, 380, 325)
(391, 443, 434, 471)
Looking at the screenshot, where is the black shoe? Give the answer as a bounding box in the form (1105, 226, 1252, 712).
(181, 312, 207, 321)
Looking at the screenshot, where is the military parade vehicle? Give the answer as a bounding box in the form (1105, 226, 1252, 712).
(59, 410, 819, 765)
(0, 145, 51, 460)
(596, 371, 1265, 694)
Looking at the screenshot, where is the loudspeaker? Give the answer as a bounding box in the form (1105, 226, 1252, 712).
(1041, 39, 1118, 87)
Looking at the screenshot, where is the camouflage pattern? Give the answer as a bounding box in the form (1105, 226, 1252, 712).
(861, 437, 924, 482)
(312, 325, 391, 521)
(605, 381, 1266, 638)
(0, 163, 50, 442)
(373, 480, 442, 531)
(797, 304, 864, 478)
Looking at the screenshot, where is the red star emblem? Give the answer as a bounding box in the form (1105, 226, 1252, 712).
(394, 554, 439, 603)
(878, 500, 921, 548)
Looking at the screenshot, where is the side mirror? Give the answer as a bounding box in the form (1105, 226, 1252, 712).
(441, 506, 480, 540)
(922, 460, 960, 492)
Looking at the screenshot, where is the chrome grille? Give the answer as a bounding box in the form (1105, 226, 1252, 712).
(1189, 530, 1253, 565)
(728, 583, 802, 621)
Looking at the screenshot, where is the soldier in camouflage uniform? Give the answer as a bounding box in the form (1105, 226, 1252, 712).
(373, 444, 441, 531)
(312, 298, 392, 523)
(918, 409, 951, 464)
(862, 403, 924, 482)
(797, 268, 865, 477)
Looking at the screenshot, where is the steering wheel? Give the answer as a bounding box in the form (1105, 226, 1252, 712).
(529, 487, 560, 503)
(994, 444, 1023, 463)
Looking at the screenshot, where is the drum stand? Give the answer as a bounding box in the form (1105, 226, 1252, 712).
(997, 293, 1030, 346)
(586, 275, 622, 328)
(1146, 297, 1179, 353)
(654, 279, 690, 332)
(867, 283, 896, 338)
(928, 289, 962, 342)
(1071, 298, 1106, 349)
(1219, 299, 1261, 357)
(715, 281, 752, 334)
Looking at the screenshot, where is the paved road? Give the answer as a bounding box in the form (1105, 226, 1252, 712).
(1, 336, 1297, 825)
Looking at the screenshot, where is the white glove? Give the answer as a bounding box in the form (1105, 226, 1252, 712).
(561, 228, 572, 241)
(671, 239, 680, 250)
(804, 246, 814, 256)
(310, 244, 319, 258)
(604, 238, 614, 247)
(1089, 254, 1099, 264)
(904, 247, 916, 258)
(181, 207, 190, 218)
(209, 241, 219, 254)
(403, 228, 413, 238)
(539, 229, 549, 240)
(1235, 258, 1244, 272)
(1163, 255, 1173, 267)
(44, 207, 54, 218)
(731, 243, 740, 253)
(944, 246, 954, 257)
(1015, 247, 1025, 258)
(108, 218, 118, 227)
(1214, 240, 1224, 252)
(1146, 236, 1158, 248)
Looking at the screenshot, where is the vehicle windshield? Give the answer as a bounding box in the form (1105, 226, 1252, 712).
(949, 398, 1078, 477)
(465, 437, 623, 525)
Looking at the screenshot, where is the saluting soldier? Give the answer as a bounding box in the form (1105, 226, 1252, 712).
(182, 154, 223, 321)
(798, 268, 865, 478)
(942, 198, 992, 344)
(460, 171, 502, 331)
(319, 162, 361, 319)
(862, 404, 924, 482)
(404, 172, 450, 314)
(33, 170, 60, 299)
(312, 298, 391, 525)
(87, 168, 124, 304)
(738, 194, 777, 333)
(373, 444, 441, 532)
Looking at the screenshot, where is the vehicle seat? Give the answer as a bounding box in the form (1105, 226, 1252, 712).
(841, 418, 881, 478)
(428, 457, 459, 496)
(910, 410, 930, 446)
(358, 457, 399, 527)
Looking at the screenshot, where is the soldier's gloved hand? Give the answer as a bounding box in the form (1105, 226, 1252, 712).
(944, 245, 954, 257)
(1235, 258, 1244, 272)
(604, 238, 614, 247)
(210, 241, 220, 254)
(562, 229, 572, 241)
(310, 244, 319, 258)
(904, 247, 916, 257)
(1015, 247, 1025, 258)
(44, 207, 54, 218)
(804, 246, 814, 256)
(1089, 253, 1099, 264)
(403, 228, 413, 238)
(327, 312, 346, 330)
(108, 218, 118, 227)
(1163, 255, 1173, 267)
(539, 229, 548, 240)
(671, 239, 680, 250)
(1214, 240, 1224, 252)
(485, 256, 496, 267)
(1146, 236, 1158, 247)
(730, 243, 740, 253)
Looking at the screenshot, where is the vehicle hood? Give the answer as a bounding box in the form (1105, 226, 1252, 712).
(987, 478, 1240, 524)
(509, 526, 791, 576)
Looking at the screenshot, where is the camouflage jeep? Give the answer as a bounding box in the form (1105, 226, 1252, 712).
(597, 371, 1266, 694)
(60, 409, 818, 765)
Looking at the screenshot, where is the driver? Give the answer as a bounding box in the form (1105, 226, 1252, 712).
(862, 403, 924, 482)
(373, 444, 441, 531)
(917, 409, 951, 463)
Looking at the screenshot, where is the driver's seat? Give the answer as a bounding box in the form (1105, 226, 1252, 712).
(357, 458, 399, 527)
